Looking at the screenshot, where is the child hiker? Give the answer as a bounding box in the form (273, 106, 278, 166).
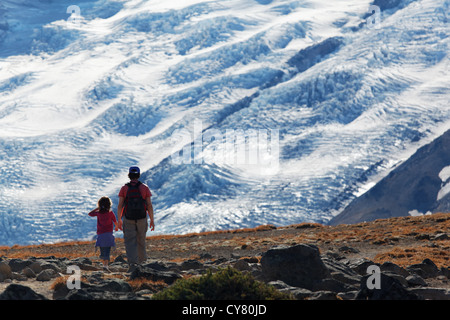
(89, 196, 118, 271)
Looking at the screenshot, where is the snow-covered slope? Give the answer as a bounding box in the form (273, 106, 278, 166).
(329, 128, 450, 225)
(0, 0, 448, 245)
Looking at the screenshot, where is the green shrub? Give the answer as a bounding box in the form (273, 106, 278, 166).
(152, 266, 293, 300)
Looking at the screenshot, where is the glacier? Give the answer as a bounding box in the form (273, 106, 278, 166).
(0, 0, 449, 245)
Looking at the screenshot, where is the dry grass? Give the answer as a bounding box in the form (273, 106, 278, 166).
(0, 213, 448, 270)
(373, 242, 450, 268)
(127, 278, 168, 293)
(50, 272, 169, 295)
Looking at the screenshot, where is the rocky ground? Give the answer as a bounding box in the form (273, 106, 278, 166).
(0, 213, 449, 300)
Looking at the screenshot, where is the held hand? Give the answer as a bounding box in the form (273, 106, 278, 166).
(118, 220, 123, 231)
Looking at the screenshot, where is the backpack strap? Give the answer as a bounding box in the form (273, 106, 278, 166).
(125, 181, 143, 206)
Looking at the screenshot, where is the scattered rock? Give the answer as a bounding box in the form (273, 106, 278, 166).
(415, 234, 430, 240)
(308, 291, 340, 300)
(338, 246, 359, 254)
(12, 272, 27, 281)
(406, 274, 427, 287)
(432, 233, 449, 241)
(129, 265, 182, 285)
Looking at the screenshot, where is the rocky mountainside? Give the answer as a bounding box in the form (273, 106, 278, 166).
(330, 129, 450, 225)
(0, 213, 449, 300)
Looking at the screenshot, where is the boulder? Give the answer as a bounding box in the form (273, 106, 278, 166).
(36, 269, 55, 281)
(406, 259, 440, 279)
(39, 262, 62, 274)
(312, 277, 357, 293)
(321, 255, 361, 287)
(55, 277, 138, 300)
(267, 280, 313, 300)
(440, 267, 450, 279)
(356, 272, 420, 300)
(28, 261, 43, 274)
(260, 244, 330, 290)
(233, 259, 252, 272)
(98, 279, 132, 293)
(142, 261, 171, 271)
(8, 259, 32, 273)
(0, 284, 47, 300)
(180, 259, 204, 271)
(347, 258, 378, 276)
(129, 265, 182, 284)
(22, 267, 36, 278)
(432, 233, 449, 241)
(380, 261, 410, 277)
(0, 262, 12, 281)
(406, 274, 427, 287)
(408, 287, 450, 300)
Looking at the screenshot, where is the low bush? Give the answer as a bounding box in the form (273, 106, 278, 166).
(152, 266, 292, 300)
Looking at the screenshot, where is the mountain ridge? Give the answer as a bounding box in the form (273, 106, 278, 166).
(331, 129, 450, 225)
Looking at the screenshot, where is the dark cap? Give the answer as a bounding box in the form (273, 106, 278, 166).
(129, 166, 140, 174)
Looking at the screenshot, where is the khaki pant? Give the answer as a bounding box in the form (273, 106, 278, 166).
(123, 217, 148, 264)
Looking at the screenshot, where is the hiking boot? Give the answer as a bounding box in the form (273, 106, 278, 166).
(127, 264, 138, 273)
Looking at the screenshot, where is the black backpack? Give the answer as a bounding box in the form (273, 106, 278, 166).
(124, 181, 147, 220)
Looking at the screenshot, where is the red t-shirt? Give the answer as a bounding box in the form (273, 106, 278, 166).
(89, 211, 117, 234)
(118, 181, 152, 199)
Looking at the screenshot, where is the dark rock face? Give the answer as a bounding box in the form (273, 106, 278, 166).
(331, 129, 450, 225)
(287, 37, 344, 73)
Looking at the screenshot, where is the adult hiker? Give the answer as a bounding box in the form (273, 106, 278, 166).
(117, 166, 154, 267)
